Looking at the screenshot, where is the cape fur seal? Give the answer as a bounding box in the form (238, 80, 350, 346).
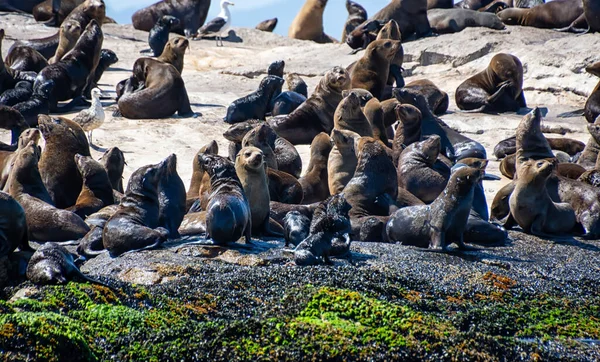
(256, 18, 278, 32)
(132, 0, 211, 38)
(100, 147, 125, 193)
(328, 129, 360, 195)
(158, 154, 186, 238)
(103, 160, 169, 257)
(12, 80, 55, 127)
(298, 133, 333, 204)
(289, 0, 337, 43)
(342, 0, 368, 43)
(455, 53, 526, 113)
(33, 0, 86, 26)
(67, 154, 114, 219)
(402, 79, 449, 116)
(224, 75, 284, 124)
(350, 39, 401, 100)
(283, 210, 310, 247)
(584, 62, 600, 123)
(498, 0, 583, 29)
(0, 82, 33, 107)
(0, 191, 30, 256)
(145, 15, 180, 57)
(368, 0, 431, 41)
(428, 8, 505, 34)
(5, 46, 48, 73)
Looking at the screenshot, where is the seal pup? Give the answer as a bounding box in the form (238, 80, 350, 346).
(100, 147, 125, 193)
(334, 92, 373, 137)
(342, 0, 368, 42)
(38, 114, 91, 209)
(72, 87, 104, 145)
(392, 104, 423, 163)
(456, 53, 526, 113)
(12, 80, 55, 127)
(48, 19, 83, 64)
(103, 160, 169, 257)
(256, 18, 278, 32)
(328, 129, 360, 195)
(7, 142, 90, 242)
(235, 147, 283, 237)
(117, 58, 194, 119)
(158, 154, 186, 239)
(0, 0, 47, 13)
(283, 210, 310, 247)
(507, 159, 578, 236)
(5, 46, 48, 73)
(268, 169, 304, 204)
(67, 154, 113, 219)
(0, 191, 30, 256)
(375, 19, 405, 88)
(350, 39, 401, 100)
(144, 15, 180, 56)
(34, 19, 103, 113)
(269, 66, 351, 145)
(224, 75, 285, 124)
(386, 166, 481, 250)
(397, 135, 450, 204)
(286, 73, 308, 97)
(198, 153, 252, 244)
(299, 133, 333, 204)
(84, 48, 118, 97)
(132, 0, 211, 38)
(158, 36, 189, 74)
(289, 0, 337, 43)
(187, 140, 218, 199)
(27, 243, 110, 286)
(0, 81, 33, 107)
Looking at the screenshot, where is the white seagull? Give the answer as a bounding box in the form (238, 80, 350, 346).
(195, 0, 234, 46)
(72, 88, 105, 145)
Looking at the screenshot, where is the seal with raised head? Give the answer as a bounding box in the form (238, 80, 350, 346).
(333, 92, 373, 136)
(241, 124, 278, 169)
(392, 103, 422, 162)
(132, 0, 211, 38)
(158, 36, 188, 74)
(289, 0, 337, 43)
(269, 66, 351, 145)
(342, 0, 368, 43)
(145, 15, 180, 57)
(99, 147, 125, 193)
(375, 19, 405, 88)
(158, 154, 186, 238)
(235, 146, 283, 237)
(328, 129, 360, 195)
(187, 140, 217, 199)
(256, 18, 278, 32)
(498, 0, 583, 29)
(48, 19, 83, 64)
(0, 105, 29, 152)
(84, 48, 118, 97)
(577, 123, 600, 169)
(6, 141, 90, 242)
(38, 114, 91, 209)
(350, 39, 401, 100)
(34, 19, 103, 113)
(224, 75, 284, 124)
(506, 159, 578, 236)
(103, 160, 169, 257)
(5, 46, 48, 73)
(299, 132, 333, 204)
(363, 97, 390, 147)
(386, 166, 481, 250)
(67, 154, 114, 219)
(117, 58, 194, 119)
(0, 191, 30, 256)
(455, 53, 526, 113)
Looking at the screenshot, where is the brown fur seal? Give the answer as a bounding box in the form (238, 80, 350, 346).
(429, 8, 505, 33)
(328, 129, 360, 195)
(132, 0, 211, 38)
(157, 36, 189, 74)
(67, 154, 113, 219)
(392, 103, 422, 164)
(158, 154, 186, 238)
(7, 142, 90, 242)
(0, 191, 30, 256)
(369, 0, 431, 40)
(578, 123, 600, 169)
(507, 159, 577, 236)
(269, 66, 351, 145)
(342, 0, 368, 42)
(0, 129, 41, 190)
(256, 18, 278, 32)
(350, 39, 401, 100)
(375, 19, 405, 88)
(403, 79, 449, 116)
(584, 62, 600, 123)
(515, 107, 554, 174)
(268, 169, 304, 204)
(289, 0, 337, 43)
(428, 0, 454, 9)
(48, 19, 83, 64)
(197, 153, 252, 244)
(498, 0, 583, 29)
(299, 133, 333, 204)
(100, 147, 125, 193)
(0, 105, 29, 152)
(363, 98, 390, 146)
(270, 202, 317, 227)
(187, 140, 218, 199)
(333, 92, 373, 136)
(397, 135, 450, 204)
(117, 58, 193, 119)
(33, 0, 85, 26)
(386, 165, 481, 250)
(5, 46, 48, 73)
(34, 19, 103, 113)
(344, 137, 398, 235)
(38, 115, 91, 209)
(456, 53, 526, 113)
(103, 160, 169, 257)
(241, 124, 278, 170)
(235, 147, 283, 237)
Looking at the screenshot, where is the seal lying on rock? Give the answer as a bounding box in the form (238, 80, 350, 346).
(342, 0, 368, 43)
(428, 8, 505, 34)
(27, 242, 110, 286)
(455, 53, 526, 113)
(103, 159, 169, 257)
(386, 166, 481, 250)
(132, 0, 211, 38)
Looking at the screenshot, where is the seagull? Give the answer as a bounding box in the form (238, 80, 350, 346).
(72, 88, 105, 145)
(195, 0, 234, 47)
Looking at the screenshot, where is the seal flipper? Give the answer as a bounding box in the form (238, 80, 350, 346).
(260, 217, 284, 237)
(390, 64, 405, 88)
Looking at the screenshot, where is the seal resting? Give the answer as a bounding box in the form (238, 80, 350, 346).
(5, 46, 48, 73)
(0, 191, 31, 256)
(497, 0, 583, 29)
(269, 66, 351, 145)
(366, 0, 431, 41)
(298, 133, 333, 204)
(132, 0, 211, 38)
(0, 81, 33, 107)
(256, 18, 278, 32)
(103, 160, 169, 257)
(428, 8, 505, 34)
(117, 58, 193, 119)
(455, 53, 526, 113)
(288, 0, 337, 43)
(386, 166, 482, 250)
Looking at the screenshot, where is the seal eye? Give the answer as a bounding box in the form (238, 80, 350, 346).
(384, 42, 391, 48)
(536, 161, 544, 168)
